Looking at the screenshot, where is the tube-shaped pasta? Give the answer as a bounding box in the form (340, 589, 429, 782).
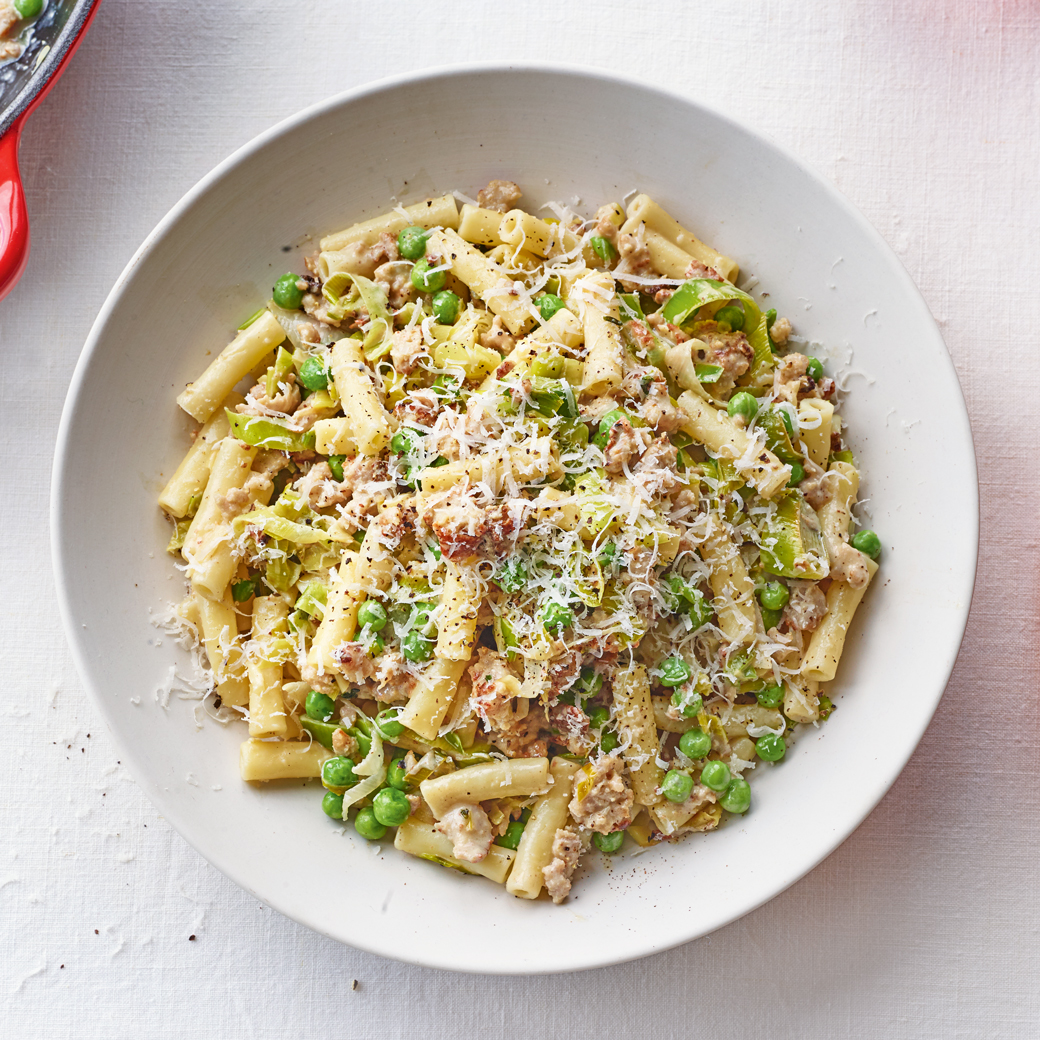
(247, 596, 290, 737)
(394, 819, 516, 883)
(420, 758, 551, 818)
(193, 587, 249, 707)
(329, 338, 393, 456)
(698, 517, 757, 645)
(416, 437, 561, 495)
(572, 270, 623, 397)
(307, 554, 358, 676)
(398, 657, 467, 741)
(183, 438, 257, 599)
(678, 392, 790, 498)
(159, 392, 244, 518)
(620, 194, 739, 283)
(819, 461, 858, 555)
(641, 227, 699, 279)
(319, 194, 460, 255)
(797, 400, 834, 468)
(784, 675, 820, 723)
(529, 487, 582, 531)
(505, 758, 579, 899)
(239, 738, 330, 782)
(801, 557, 878, 682)
(426, 228, 535, 336)
(612, 664, 663, 808)
(475, 308, 583, 394)
(312, 417, 358, 456)
(457, 204, 506, 247)
(499, 209, 556, 257)
(434, 562, 480, 662)
(176, 312, 286, 423)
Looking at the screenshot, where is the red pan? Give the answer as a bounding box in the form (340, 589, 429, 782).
(0, 0, 100, 301)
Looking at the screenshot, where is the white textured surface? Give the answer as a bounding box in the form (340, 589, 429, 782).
(0, 0, 1035, 1036)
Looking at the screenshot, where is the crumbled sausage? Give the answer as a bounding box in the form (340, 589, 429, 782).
(476, 179, 522, 213)
(602, 417, 648, 475)
(433, 803, 494, 863)
(781, 580, 828, 632)
(569, 754, 634, 834)
(389, 326, 426, 375)
(479, 315, 515, 356)
(542, 827, 582, 903)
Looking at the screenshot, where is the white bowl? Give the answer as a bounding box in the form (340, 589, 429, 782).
(52, 64, 977, 974)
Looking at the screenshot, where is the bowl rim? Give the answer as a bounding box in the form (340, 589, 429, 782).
(51, 60, 980, 973)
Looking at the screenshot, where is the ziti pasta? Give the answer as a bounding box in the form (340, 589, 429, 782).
(160, 181, 882, 903)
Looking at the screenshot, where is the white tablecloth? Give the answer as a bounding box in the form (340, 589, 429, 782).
(2, 1, 1035, 1036)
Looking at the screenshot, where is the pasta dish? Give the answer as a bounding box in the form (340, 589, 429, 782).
(159, 181, 881, 903)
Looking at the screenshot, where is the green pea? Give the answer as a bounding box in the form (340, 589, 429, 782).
(850, 529, 882, 560)
(357, 600, 388, 631)
(374, 708, 404, 740)
(671, 690, 703, 719)
(576, 666, 604, 699)
(593, 830, 625, 853)
(755, 733, 786, 762)
(715, 305, 745, 331)
(537, 294, 567, 322)
(372, 787, 411, 827)
(659, 657, 691, 688)
(305, 691, 337, 722)
(386, 756, 410, 791)
(788, 462, 805, 486)
(496, 557, 527, 593)
(354, 807, 387, 841)
(402, 630, 433, 662)
(322, 756, 358, 789)
(661, 769, 694, 803)
(328, 455, 345, 481)
(431, 290, 461, 324)
(397, 226, 429, 261)
(756, 683, 784, 708)
(530, 352, 566, 379)
(590, 235, 619, 263)
(410, 258, 447, 292)
(679, 727, 712, 759)
(321, 791, 344, 819)
(805, 356, 824, 381)
(298, 356, 329, 391)
(231, 578, 256, 603)
(391, 428, 422, 455)
(727, 390, 759, 424)
(719, 777, 751, 814)
(495, 819, 527, 851)
(588, 706, 610, 730)
(541, 602, 574, 635)
(700, 760, 731, 792)
(601, 730, 620, 753)
(758, 581, 789, 611)
(272, 272, 305, 310)
(14, 0, 45, 17)
(760, 607, 783, 630)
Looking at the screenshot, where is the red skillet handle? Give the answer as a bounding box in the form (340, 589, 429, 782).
(0, 1, 101, 302)
(0, 116, 29, 302)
